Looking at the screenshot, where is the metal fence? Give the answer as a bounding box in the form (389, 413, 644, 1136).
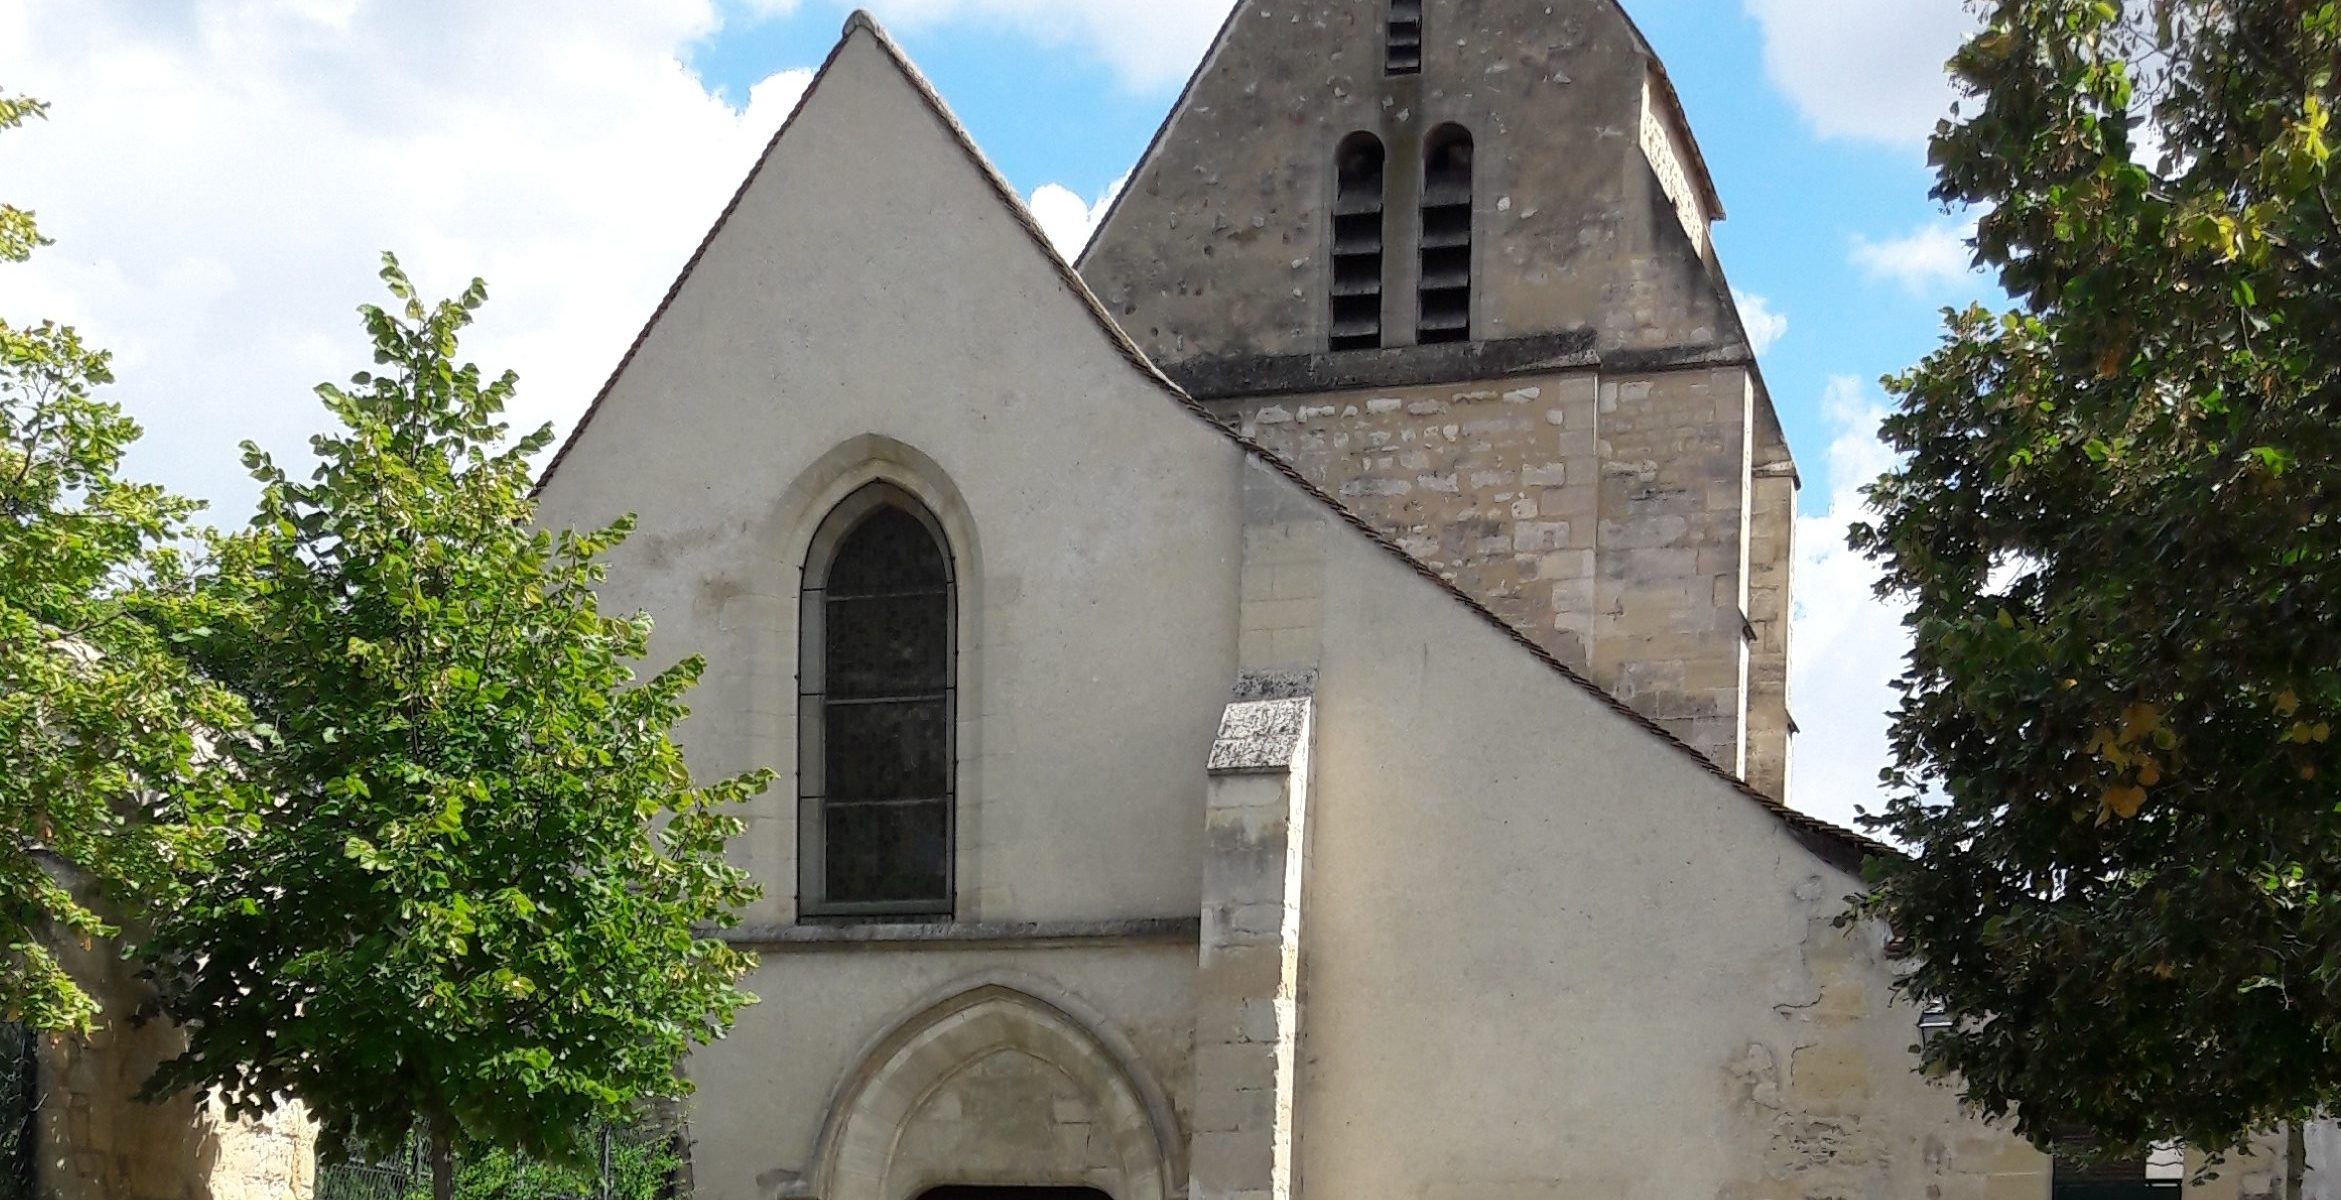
(0, 1024, 34, 1200)
(315, 1136, 427, 1200)
(315, 1123, 683, 1200)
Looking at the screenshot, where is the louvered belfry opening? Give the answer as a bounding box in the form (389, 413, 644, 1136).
(1330, 132, 1387, 352)
(800, 488, 955, 917)
(1418, 124, 1474, 344)
(1386, 0, 1423, 74)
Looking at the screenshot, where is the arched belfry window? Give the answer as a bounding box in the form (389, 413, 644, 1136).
(1418, 124, 1474, 344)
(1330, 132, 1387, 353)
(1386, 0, 1423, 74)
(800, 485, 955, 917)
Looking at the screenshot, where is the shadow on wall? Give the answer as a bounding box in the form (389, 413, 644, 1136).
(32, 866, 315, 1200)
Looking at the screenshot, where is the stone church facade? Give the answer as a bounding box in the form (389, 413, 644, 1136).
(27, 3, 2316, 1199)
(536, 4, 2108, 1200)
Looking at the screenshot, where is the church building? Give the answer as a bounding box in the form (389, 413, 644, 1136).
(528, 3, 2271, 1200)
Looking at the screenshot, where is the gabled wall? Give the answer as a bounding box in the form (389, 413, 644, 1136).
(535, 28, 1246, 932)
(1081, 0, 1735, 363)
(1187, 421, 2061, 1198)
(1218, 453, 2045, 1200)
(532, 29, 1259, 1197)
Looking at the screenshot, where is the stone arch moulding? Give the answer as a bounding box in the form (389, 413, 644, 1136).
(800, 974, 1181, 1200)
(761, 434, 987, 922)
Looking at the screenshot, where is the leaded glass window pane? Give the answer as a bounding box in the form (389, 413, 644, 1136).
(825, 594, 949, 697)
(823, 699, 949, 800)
(801, 491, 955, 916)
(824, 800, 951, 906)
(827, 507, 948, 593)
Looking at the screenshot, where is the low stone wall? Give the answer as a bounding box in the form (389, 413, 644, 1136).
(34, 974, 316, 1200)
(33, 863, 316, 1200)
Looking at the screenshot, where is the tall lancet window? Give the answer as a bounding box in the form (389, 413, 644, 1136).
(1386, 0, 1423, 75)
(1418, 124, 1475, 344)
(799, 485, 955, 917)
(1330, 132, 1387, 353)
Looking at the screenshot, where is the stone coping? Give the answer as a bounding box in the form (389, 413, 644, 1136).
(1168, 333, 1756, 401)
(721, 917, 1202, 952)
(1208, 695, 1312, 775)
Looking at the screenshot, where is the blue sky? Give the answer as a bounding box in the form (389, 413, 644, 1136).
(0, 0, 1995, 826)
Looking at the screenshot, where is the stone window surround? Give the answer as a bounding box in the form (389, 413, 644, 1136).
(764, 436, 990, 927)
(797, 481, 960, 920)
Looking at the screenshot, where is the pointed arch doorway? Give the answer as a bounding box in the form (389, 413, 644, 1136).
(807, 984, 1177, 1200)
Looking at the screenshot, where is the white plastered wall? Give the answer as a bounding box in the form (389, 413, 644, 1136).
(533, 28, 1246, 930)
(1285, 500, 2044, 1199)
(688, 949, 1195, 1200)
(530, 26, 1248, 1200)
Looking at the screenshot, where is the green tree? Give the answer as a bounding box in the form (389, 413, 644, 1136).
(426, 1128, 679, 1200)
(145, 256, 768, 1200)
(1853, 0, 2341, 1165)
(0, 90, 249, 1032)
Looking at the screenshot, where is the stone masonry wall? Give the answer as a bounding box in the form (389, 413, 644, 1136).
(1081, 0, 1798, 792)
(1208, 374, 1602, 665)
(1746, 427, 1797, 801)
(1208, 361, 1780, 783)
(35, 865, 315, 1200)
(1081, 0, 1733, 361)
(1590, 366, 1752, 775)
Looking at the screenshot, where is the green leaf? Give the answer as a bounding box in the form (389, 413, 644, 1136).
(1859, 0, 2341, 1162)
(137, 264, 768, 1166)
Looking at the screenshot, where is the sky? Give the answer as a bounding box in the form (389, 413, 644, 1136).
(0, 0, 2003, 833)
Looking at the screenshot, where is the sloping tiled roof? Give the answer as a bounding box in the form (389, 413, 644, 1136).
(533, 10, 1889, 871)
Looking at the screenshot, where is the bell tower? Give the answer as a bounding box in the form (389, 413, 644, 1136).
(1081, 0, 1799, 798)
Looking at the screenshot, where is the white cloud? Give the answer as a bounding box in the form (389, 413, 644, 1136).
(1787, 377, 1910, 834)
(1850, 219, 1979, 294)
(1026, 173, 1125, 259)
(1742, 0, 1978, 147)
(0, 1, 818, 515)
(751, 0, 1237, 91)
(1733, 290, 1789, 356)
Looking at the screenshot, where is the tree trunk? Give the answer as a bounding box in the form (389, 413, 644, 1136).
(428, 1111, 456, 1200)
(2289, 1120, 2307, 1200)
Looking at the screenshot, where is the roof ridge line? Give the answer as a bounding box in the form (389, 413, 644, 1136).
(1196, 402, 1891, 866)
(836, 13, 1195, 398)
(1069, 0, 1247, 271)
(533, 22, 861, 491)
